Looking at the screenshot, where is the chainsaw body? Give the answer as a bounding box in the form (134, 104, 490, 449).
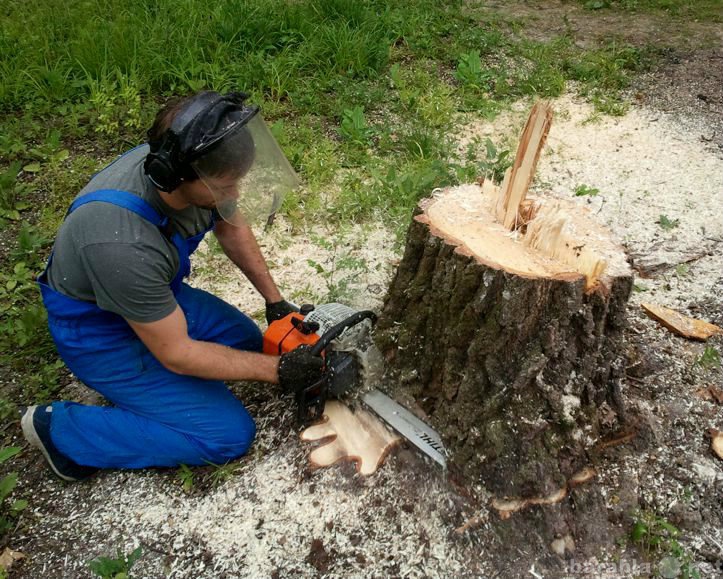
(263, 303, 377, 425)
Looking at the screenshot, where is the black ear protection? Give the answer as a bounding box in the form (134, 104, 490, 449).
(144, 91, 250, 192)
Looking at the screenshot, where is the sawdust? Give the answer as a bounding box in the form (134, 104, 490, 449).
(10, 94, 723, 578)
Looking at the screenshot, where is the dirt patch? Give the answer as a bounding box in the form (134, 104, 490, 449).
(633, 48, 723, 146)
(486, 0, 722, 49)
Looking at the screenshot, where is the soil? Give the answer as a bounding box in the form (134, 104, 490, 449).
(2, 6, 723, 579)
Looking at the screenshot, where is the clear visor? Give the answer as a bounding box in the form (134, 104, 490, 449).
(191, 113, 299, 226)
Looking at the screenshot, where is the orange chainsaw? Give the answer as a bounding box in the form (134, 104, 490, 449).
(263, 303, 447, 468)
(263, 303, 377, 425)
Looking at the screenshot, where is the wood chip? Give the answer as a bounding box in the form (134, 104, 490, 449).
(641, 303, 722, 341)
(301, 401, 400, 476)
(695, 385, 723, 404)
(0, 548, 25, 571)
(568, 466, 597, 486)
(709, 429, 723, 460)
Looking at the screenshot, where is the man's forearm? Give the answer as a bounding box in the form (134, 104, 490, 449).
(170, 338, 280, 383)
(215, 220, 282, 303)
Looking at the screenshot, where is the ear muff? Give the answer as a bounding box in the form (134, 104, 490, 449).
(144, 91, 225, 192)
(144, 131, 182, 192)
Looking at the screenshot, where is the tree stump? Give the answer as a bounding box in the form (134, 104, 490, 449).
(376, 103, 633, 506)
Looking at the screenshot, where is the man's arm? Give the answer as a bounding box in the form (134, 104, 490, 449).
(214, 217, 282, 304)
(128, 306, 280, 382)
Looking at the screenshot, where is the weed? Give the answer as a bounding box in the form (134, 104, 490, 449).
(88, 546, 142, 579)
(307, 235, 367, 303)
(696, 345, 720, 369)
(574, 184, 600, 197)
(204, 460, 244, 487)
(674, 263, 689, 277)
(630, 509, 701, 579)
(658, 214, 680, 230)
(176, 464, 195, 494)
(0, 163, 31, 226)
(338, 106, 374, 146)
(0, 447, 27, 538)
(477, 138, 513, 183)
(456, 51, 492, 91)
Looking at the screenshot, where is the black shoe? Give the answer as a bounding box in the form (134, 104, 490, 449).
(20, 405, 98, 482)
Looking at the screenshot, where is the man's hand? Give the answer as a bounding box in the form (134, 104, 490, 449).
(265, 300, 299, 325)
(278, 345, 325, 393)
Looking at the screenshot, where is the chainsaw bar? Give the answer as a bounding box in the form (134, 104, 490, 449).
(362, 389, 447, 469)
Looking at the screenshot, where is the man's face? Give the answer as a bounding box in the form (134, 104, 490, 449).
(177, 176, 240, 211)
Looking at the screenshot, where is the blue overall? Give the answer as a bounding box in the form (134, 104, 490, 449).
(39, 189, 262, 468)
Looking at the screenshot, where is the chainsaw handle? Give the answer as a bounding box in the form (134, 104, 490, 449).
(309, 310, 377, 357)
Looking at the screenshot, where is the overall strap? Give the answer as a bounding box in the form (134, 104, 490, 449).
(68, 189, 169, 228)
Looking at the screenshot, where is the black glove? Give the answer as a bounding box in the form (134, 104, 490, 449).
(265, 300, 299, 325)
(278, 345, 325, 393)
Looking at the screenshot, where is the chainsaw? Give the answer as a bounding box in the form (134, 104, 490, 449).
(263, 303, 447, 468)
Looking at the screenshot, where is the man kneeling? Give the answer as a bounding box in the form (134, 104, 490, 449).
(22, 91, 323, 481)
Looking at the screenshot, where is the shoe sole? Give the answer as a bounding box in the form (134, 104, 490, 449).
(21, 407, 76, 482)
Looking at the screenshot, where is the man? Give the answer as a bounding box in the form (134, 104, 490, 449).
(21, 91, 325, 481)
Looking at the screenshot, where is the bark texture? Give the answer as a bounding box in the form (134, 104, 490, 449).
(375, 210, 633, 497)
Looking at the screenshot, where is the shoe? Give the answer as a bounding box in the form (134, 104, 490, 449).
(20, 405, 98, 482)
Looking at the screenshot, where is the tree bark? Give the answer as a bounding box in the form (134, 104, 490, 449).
(376, 206, 633, 497)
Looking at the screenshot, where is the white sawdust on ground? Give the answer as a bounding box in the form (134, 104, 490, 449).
(12, 94, 723, 578)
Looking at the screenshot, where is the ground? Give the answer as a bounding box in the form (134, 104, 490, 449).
(2, 3, 723, 579)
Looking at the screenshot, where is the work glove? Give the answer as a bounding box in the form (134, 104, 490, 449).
(278, 345, 325, 393)
(265, 299, 299, 325)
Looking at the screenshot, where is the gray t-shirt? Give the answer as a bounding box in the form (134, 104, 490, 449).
(46, 145, 215, 323)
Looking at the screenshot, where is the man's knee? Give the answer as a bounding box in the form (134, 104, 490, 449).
(198, 406, 257, 463)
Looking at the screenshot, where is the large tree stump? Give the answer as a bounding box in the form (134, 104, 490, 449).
(376, 103, 633, 505)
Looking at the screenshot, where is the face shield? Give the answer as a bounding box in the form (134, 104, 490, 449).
(190, 109, 299, 226)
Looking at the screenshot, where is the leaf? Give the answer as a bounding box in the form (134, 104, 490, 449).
(54, 149, 70, 163)
(0, 447, 20, 464)
(0, 474, 18, 503)
(22, 163, 41, 173)
(5, 280, 17, 291)
(10, 499, 27, 512)
(630, 521, 647, 542)
(126, 546, 142, 567)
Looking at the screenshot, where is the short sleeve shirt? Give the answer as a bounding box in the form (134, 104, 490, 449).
(46, 145, 214, 323)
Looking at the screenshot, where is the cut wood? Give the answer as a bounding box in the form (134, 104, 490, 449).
(495, 101, 553, 229)
(641, 303, 722, 340)
(695, 385, 723, 404)
(710, 429, 723, 461)
(300, 401, 400, 476)
(0, 548, 24, 572)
